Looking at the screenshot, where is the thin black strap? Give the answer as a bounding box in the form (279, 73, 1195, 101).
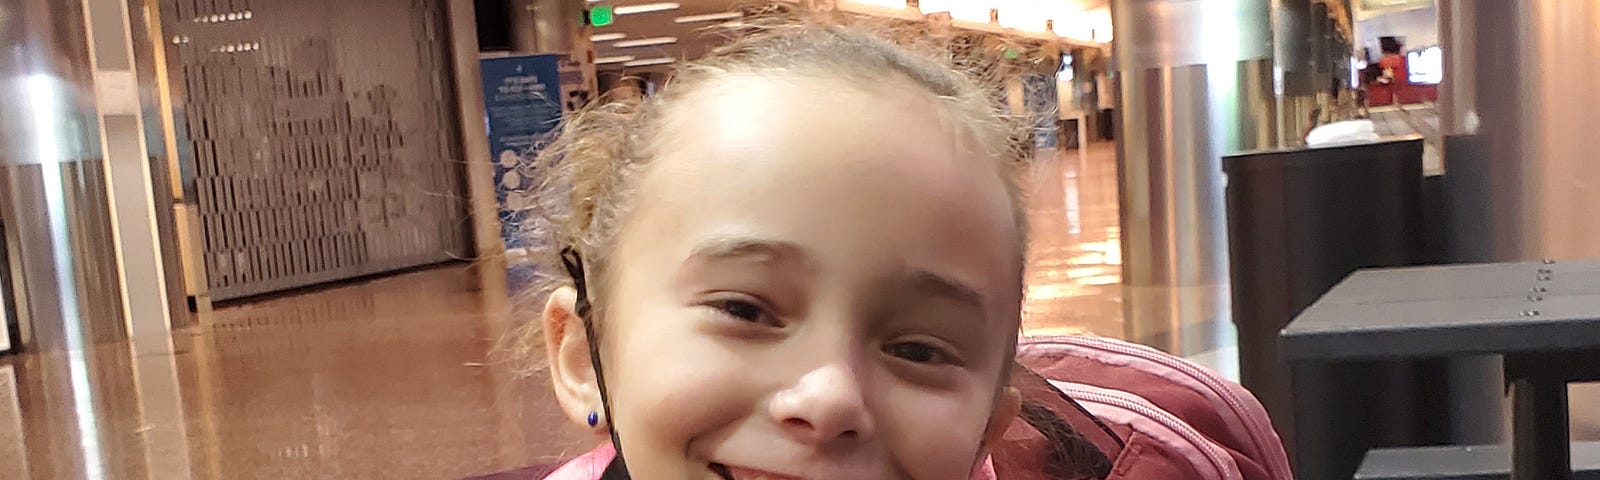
(599, 456, 630, 480)
(1018, 402, 1114, 478)
(560, 247, 628, 477)
(1010, 364, 1120, 479)
(1016, 364, 1126, 450)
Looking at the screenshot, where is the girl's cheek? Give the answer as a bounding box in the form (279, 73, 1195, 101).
(884, 387, 995, 477)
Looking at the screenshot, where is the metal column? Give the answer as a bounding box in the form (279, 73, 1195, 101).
(1111, 0, 1277, 353)
(515, 0, 584, 54)
(83, 0, 179, 353)
(445, 0, 505, 260)
(1440, 0, 1600, 260)
(1440, 0, 1600, 446)
(0, 0, 127, 351)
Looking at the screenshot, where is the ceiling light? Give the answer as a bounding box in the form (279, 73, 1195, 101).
(1053, 7, 1112, 43)
(614, 2, 680, 15)
(589, 32, 627, 42)
(624, 57, 676, 67)
(612, 36, 677, 48)
(919, 0, 992, 23)
(596, 55, 637, 64)
(997, 0, 1050, 32)
(844, 0, 908, 8)
(674, 11, 741, 23)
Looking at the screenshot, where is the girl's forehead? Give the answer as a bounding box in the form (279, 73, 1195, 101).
(618, 70, 1023, 282)
(666, 71, 953, 124)
(630, 69, 1018, 243)
(656, 72, 980, 161)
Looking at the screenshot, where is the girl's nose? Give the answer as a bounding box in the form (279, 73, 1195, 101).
(767, 363, 876, 445)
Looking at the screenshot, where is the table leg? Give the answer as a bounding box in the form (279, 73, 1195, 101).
(1510, 375, 1570, 480)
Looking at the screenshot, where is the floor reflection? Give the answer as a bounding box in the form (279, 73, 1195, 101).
(1021, 144, 1125, 339)
(1021, 144, 1240, 378)
(2, 264, 592, 479)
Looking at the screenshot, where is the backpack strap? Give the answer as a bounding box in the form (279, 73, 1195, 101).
(993, 362, 1120, 479)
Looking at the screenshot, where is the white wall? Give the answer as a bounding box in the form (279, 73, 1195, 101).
(1356, 5, 1438, 57)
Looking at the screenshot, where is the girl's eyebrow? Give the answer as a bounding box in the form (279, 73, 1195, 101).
(686, 236, 983, 307)
(904, 269, 984, 311)
(684, 236, 809, 267)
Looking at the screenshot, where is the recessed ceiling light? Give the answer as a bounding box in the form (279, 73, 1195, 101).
(613, 36, 677, 48)
(846, 0, 909, 7)
(673, 11, 742, 23)
(589, 32, 627, 42)
(614, 2, 680, 15)
(596, 55, 638, 64)
(624, 57, 676, 67)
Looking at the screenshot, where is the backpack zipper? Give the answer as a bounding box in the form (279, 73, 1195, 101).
(1056, 382, 1243, 480)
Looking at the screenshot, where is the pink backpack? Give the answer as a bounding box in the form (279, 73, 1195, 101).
(1000, 335, 1293, 480)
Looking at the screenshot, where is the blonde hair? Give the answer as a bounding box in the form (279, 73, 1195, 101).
(506, 9, 1038, 371)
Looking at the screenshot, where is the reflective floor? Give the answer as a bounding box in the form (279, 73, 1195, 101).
(1020, 145, 1238, 375)
(2, 265, 595, 479)
(1020, 144, 1125, 338)
(0, 143, 1231, 479)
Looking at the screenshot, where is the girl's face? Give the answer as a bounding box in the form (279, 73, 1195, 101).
(546, 74, 1023, 480)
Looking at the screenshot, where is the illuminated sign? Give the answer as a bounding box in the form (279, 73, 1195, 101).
(589, 5, 614, 27)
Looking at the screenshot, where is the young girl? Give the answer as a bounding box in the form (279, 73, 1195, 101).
(525, 13, 1035, 480)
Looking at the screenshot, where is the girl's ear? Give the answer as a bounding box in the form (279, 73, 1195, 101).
(544, 287, 606, 431)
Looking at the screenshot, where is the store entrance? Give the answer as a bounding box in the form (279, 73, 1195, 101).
(160, 0, 470, 300)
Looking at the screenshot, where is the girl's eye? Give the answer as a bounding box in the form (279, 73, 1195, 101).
(708, 298, 780, 326)
(884, 341, 958, 366)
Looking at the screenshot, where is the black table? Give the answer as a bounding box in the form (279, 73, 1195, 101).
(1282, 259, 1600, 480)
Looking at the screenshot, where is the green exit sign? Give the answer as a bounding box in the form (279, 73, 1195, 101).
(589, 5, 614, 27)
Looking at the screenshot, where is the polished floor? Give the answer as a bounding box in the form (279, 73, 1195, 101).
(2, 264, 597, 479)
(0, 144, 1231, 478)
(1020, 144, 1125, 338)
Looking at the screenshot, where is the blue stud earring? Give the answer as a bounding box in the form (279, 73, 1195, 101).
(587, 411, 599, 427)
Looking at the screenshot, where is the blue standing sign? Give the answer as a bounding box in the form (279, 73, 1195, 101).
(481, 54, 564, 251)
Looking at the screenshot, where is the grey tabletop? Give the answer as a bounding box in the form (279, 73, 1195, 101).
(1280, 259, 1600, 362)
